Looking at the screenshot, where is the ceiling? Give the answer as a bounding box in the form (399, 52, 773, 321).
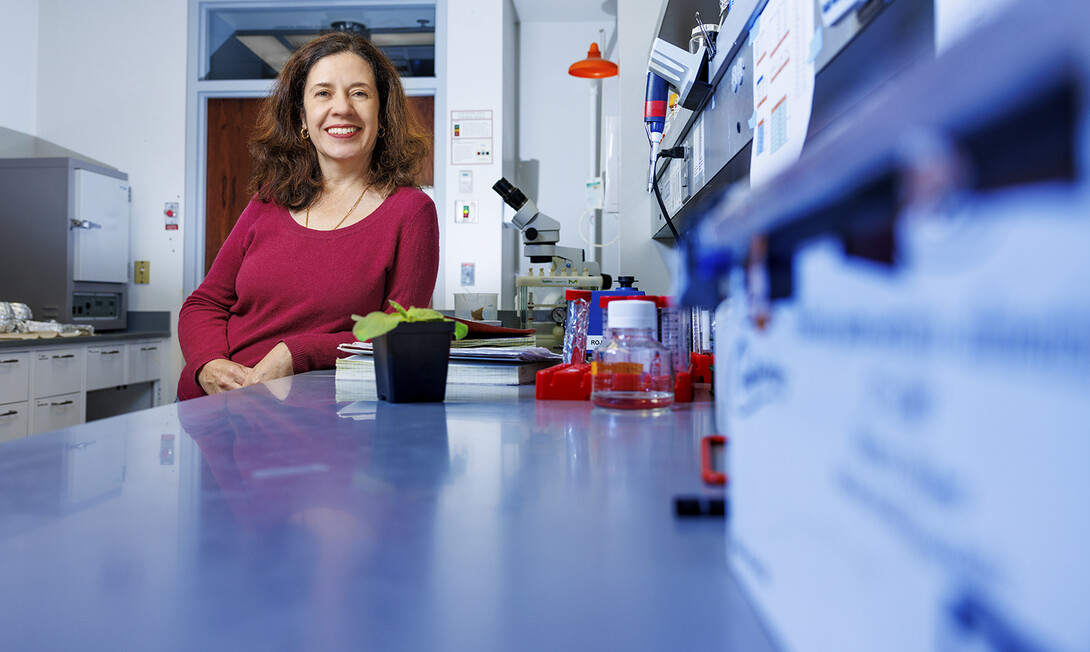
(205, 5, 438, 79)
(511, 0, 616, 22)
(209, 5, 437, 33)
(202, 2, 618, 81)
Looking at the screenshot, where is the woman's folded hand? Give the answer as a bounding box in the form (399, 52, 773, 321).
(243, 342, 294, 387)
(198, 358, 253, 395)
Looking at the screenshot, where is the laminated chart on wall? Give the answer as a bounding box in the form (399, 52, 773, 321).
(451, 110, 493, 165)
(748, 0, 816, 188)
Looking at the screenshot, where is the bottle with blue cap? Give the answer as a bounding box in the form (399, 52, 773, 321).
(590, 299, 674, 409)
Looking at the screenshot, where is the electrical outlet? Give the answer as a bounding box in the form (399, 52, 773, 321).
(455, 200, 478, 223)
(134, 260, 150, 284)
(460, 262, 475, 286)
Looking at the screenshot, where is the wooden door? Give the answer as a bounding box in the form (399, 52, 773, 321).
(204, 95, 435, 277)
(205, 98, 262, 276)
(409, 96, 434, 187)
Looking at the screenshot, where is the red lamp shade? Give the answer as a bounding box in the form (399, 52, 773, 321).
(568, 42, 619, 78)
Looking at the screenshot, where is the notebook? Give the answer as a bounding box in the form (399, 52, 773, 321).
(335, 352, 559, 386)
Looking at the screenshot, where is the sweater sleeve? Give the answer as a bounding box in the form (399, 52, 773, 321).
(178, 198, 258, 384)
(384, 195, 440, 310)
(279, 193, 440, 374)
(281, 330, 358, 375)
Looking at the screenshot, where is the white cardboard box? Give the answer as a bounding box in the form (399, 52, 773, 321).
(717, 185, 1090, 652)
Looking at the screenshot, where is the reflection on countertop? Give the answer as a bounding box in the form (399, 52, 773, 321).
(0, 370, 767, 652)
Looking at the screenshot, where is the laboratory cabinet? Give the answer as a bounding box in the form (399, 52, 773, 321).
(0, 157, 131, 331)
(0, 352, 31, 442)
(673, 0, 1090, 650)
(648, 0, 933, 239)
(33, 346, 84, 397)
(0, 336, 167, 438)
(0, 352, 30, 402)
(86, 345, 126, 391)
(126, 341, 163, 385)
(31, 392, 83, 434)
(0, 401, 29, 442)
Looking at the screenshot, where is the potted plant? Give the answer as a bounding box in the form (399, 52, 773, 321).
(352, 301, 469, 403)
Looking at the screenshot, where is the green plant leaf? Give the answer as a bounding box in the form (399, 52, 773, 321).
(404, 306, 445, 322)
(352, 302, 467, 342)
(352, 311, 402, 342)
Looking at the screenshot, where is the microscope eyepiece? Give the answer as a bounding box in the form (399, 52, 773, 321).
(492, 177, 528, 210)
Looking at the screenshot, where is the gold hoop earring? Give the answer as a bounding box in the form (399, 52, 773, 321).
(378, 125, 386, 138)
(300, 127, 309, 140)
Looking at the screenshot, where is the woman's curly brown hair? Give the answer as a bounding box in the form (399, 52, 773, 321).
(248, 31, 431, 210)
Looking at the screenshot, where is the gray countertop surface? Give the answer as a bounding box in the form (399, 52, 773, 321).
(0, 370, 776, 651)
(0, 310, 171, 348)
(0, 328, 172, 348)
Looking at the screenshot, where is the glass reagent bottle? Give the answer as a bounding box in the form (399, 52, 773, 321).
(591, 299, 674, 409)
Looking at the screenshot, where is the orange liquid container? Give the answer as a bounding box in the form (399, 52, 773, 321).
(590, 300, 673, 410)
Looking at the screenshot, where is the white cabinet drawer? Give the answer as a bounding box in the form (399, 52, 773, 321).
(86, 345, 126, 390)
(34, 348, 83, 397)
(32, 392, 84, 434)
(0, 352, 30, 404)
(126, 341, 163, 384)
(0, 401, 29, 442)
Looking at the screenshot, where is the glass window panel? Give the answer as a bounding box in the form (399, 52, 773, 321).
(203, 4, 436, 80)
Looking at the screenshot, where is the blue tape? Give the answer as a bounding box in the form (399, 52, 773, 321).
(808, 26, 823, 63)
(748, 15, 761, 46)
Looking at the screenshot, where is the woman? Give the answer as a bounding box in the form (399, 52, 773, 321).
(178, 32, 437, 401)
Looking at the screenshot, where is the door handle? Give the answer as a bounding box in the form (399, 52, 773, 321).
(70, 219, 102, 230)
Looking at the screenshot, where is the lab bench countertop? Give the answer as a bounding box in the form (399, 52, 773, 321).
(0, 310, 171, 348)
(0, 371, 775, 651)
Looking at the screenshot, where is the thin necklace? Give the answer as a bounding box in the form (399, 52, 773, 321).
(305, 184, 368, 230)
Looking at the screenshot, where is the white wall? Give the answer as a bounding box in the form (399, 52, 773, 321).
(516, 2, 673, 296)
(0, 0, 39, 134)
(437, 0, 512, 309)
(39, 0, 189, 402)
(617, 0, 673, 297)
(499, 0, 520, 309)
(515, 20, 616, 279)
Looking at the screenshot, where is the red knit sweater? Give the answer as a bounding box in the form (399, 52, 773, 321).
(178, 187, 438, 400)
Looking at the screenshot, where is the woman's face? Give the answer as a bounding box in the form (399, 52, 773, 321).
(301, 51, 381, 174)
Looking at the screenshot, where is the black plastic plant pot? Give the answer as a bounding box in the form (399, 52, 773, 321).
(372, 321, 455, 403)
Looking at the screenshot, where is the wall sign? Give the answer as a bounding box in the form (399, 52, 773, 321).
(451, 110, 493, 165)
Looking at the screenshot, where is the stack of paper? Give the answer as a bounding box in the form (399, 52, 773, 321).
(335, 342, 561, 386)
(451, 318, 537, 348)
(335, 381, 531, 406)
(452, 334, 537, 348)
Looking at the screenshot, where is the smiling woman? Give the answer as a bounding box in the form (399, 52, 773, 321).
(178, 32, 438, 401)
(251, 31, 431, 210)
(298, 51, 383, 230)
